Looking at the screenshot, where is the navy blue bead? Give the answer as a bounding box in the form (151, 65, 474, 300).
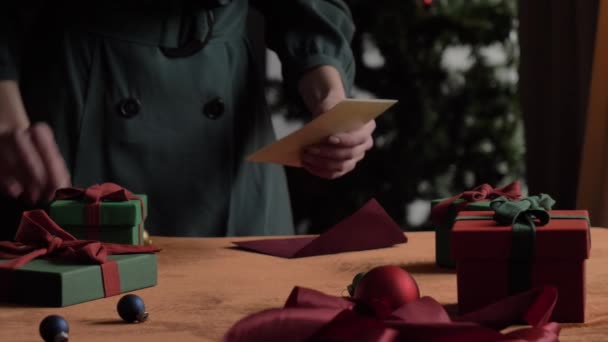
(117, 294, 148, 323)
(39, 315, 69, 342)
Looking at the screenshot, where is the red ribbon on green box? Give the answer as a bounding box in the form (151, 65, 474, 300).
(0, 210, 159, 298)
(54, 183, 146, 245)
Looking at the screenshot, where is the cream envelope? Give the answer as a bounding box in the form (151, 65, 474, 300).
(246, 98, 398, 167)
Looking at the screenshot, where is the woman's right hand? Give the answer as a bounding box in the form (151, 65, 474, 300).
(0, 122, 71, 204)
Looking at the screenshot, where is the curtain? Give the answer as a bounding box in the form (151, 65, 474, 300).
(518, 0, 599, 210)
(577, 0, 608, 225)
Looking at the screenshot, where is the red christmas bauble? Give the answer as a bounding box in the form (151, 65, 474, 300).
(353, 265, 420, 315)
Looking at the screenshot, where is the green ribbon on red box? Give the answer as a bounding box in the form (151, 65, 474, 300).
(0, 210, 159, 299)
(491, 194, 555, 295)
(431, 181, 522, 226)
(54, 183, 146, 245)
(456, 194, 589, 295)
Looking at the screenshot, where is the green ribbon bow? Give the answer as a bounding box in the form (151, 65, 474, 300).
(491, 194, 555, 226)
(490, 194, 555, 294)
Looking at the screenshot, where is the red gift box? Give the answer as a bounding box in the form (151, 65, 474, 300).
(451, 209, 590, 323)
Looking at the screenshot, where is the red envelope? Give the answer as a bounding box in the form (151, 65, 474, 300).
(233, 199, 407, 258)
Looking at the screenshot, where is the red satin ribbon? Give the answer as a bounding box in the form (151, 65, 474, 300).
(224, 286, 560, 342)
(430, 181, 522, 225)
(0, 210, 159, 298)
(54, 183, 146, 244)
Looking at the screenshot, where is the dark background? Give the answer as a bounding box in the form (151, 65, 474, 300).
(0, 0, 598, 240)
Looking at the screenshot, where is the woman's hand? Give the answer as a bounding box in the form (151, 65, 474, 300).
(0, 81, 70, 204)
(0, 123, 71, 204)
(298, 65, 375, 179)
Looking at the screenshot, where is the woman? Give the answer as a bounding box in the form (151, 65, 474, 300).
(0, 0, 375, 237)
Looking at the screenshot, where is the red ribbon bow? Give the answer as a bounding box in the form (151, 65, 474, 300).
(0, 210, 159, 298)
(54, 183, 145, 244)
(224, 285, 560, 342)
(431, 181, 522, 225)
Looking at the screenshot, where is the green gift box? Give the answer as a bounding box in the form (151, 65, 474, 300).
(430, 198, 492, 268)
(49, 194, 147, 245)
(0, 254, 157, 307)
(430, 182, 522, 268)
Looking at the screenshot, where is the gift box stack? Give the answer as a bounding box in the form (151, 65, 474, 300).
(0, 183, 159, 307)
(432, 182, 591, 323)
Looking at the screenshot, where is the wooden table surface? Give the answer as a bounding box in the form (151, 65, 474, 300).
(1, 229, 607, 341)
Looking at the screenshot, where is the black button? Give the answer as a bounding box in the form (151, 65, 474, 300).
(204, 97, 225, 120)
(118, 98, 141, 118)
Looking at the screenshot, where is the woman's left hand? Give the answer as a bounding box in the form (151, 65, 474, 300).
(298, 65, 375, 179)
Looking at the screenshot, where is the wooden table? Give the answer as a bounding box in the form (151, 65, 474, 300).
(1, 229, 607, 341)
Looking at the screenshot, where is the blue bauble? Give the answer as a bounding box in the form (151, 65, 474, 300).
(39, 315, 69, 342)
(117, 294, 148, 323)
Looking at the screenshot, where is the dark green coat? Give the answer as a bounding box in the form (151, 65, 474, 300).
(0, 0, 355, 237)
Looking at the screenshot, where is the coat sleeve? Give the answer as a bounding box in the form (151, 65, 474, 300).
(0, 5, 19, 80)
(0, 4, 44, 81)
(251, 0, 356, 97)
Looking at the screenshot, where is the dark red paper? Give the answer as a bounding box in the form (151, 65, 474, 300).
(233, 199, 407, 258)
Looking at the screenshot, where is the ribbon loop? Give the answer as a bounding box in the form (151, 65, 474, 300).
(14, 209, 78, 248)
(491, 194, 555, 227)
(56, 182, 135, 205)
(431, 181, 522, 225)
(461, 184, 495, 202)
